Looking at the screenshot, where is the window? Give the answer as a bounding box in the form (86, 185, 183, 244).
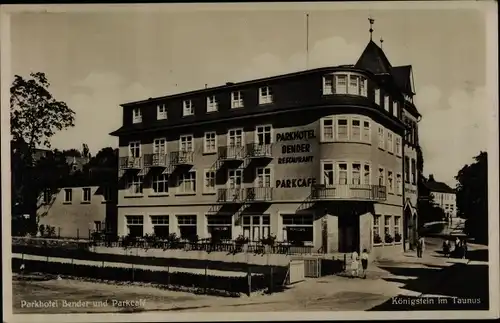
(384, 215, 392, 237)
(363, 164, 371, 185)
(338, 163, 348, 185)
(129, 141, 141, 158)
(378, 127, 385, 149)
(337, 118, 348, 140)
(228, 128, 244, 147)
(228, 169, 243, 191)
(152, 173, 169, 194)
(282, 214, 314, 244)
(42, 189, 51, 204)
(132, 108, 142, 124)
(256, 167, 272, 194)
(94, 221, 103, 232)
(352, 163, 361, 185)
(177, 171, 196, 193)
(373, 216, 381, 243)
(378, 167, 385, 186)
(157, 104, 167, 120)
(360, 77, 367, 97)
(204, 132, 217, 154)
(393, 101, 398, 117)
(127, 174, 143, 195)
(153, 138, 166, 156)
(384, 96, 390, 112)
(374, 88, 381, 105)
(351, 119, 361, 141)
(204, 170, 216, 193)
(207, 215, 232, 240)
(335, 75, 347, 94)
(259, 86, 273, 104)
(151, 215, 169, 238)
(387, 132, 394, 153)
(231, 91, 244, 109)
(180, 135, 194, 152)
(411, 158, 416, 184)
(394, 216, 401, 241)
(243, 215, 270, 242)
(387, 171, 394, 194)
(82, 187, 91, 202)
(348, 75, 359, 95)
(404, 157, 410, 183)
(183, 100, 194, 116)
(177, 215, 197, 240)
(321, 118, 334, 142)
(395, 136, 402, 156)
(362, 120, 370, 142)
(64, 188, 72, 203)
(126, 215, 144, 237)
(256, 125, 272, 145)
(323, 162, 335, 186)
(396, 173, 402, 195)
(323, 75, 333, 95)
(207, 95, 218, 113)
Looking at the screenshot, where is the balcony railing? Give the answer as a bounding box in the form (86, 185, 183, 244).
(311, 184, 387, 201)
(218, 145, 245, 161)
(170, 151, 194, 165)
(217, 188, 244, 203)
(245, 187, 273, 202)
(246, 143, 272, 159)
(119, 156, 142, 170)
(143, 153, 168, 167)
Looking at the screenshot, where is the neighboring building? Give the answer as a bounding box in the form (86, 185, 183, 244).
(110, 34, 421, 257)
(425, 174, 457, 222)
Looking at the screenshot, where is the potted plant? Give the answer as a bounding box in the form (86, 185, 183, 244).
(374, 233, 383, 244)
(384, 233, 394, 243)
(260, 234, 277, 253)
(235, 234, 249, 253)
(394, 233, 402, 243)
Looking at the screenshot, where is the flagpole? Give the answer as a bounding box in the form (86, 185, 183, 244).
(306, 13, 309, 70)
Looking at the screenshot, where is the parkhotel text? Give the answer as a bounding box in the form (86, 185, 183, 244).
(20, 299, 146, 308)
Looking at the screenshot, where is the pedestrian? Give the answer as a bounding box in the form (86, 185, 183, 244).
(442, 239, 450, 257)
(350, 250, 359, 278)
(462, 238, 468, 259)
(361, 249, 369, 279)
(417, 236, 425, 258)
(454, 237, 461, 258)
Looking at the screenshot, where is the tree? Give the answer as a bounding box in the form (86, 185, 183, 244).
(455, 151, 488, 244)
(10, 72, 75, 235)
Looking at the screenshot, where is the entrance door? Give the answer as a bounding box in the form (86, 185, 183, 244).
(338, 215, 360, 253)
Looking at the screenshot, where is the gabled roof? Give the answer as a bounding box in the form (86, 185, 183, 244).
(391, 65, 414, 95)
(354, 40, 393, 75)
(425, 180, 456, 194)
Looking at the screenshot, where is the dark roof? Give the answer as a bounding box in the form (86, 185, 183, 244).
(425, 180, 456, 194)
(354, 40, 393, 75)
(392, 65, 414, 95)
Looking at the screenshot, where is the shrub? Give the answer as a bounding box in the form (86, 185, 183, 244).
(373, 234, 383, 244)
(261, 234, 277, 246)
(394, 233, 402, 243)
(384, 233, 394, 243)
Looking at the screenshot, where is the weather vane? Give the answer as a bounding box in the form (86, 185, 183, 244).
(380, 37, 384, 49)
(368, 17, 375, 41)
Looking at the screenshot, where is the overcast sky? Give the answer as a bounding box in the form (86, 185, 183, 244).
(8, 4, 493, 186)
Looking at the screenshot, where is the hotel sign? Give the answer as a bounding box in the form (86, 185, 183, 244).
(276, 129, 316, 165)
(276, 177, 316, 188)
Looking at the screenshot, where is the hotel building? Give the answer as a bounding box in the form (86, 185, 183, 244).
(425, 174, 457, 222)
(110, 39, 421, 257)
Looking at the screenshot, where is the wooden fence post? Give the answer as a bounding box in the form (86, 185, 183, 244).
(247, 266, 252, 296)
(204, 263, 208, 294)
(269, 266, 274, 294)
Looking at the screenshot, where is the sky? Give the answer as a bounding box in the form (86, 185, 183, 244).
(7, 4, 493, 186)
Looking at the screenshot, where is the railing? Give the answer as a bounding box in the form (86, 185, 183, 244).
(119, 156, 142, 169)
(217, 188, 244, 203)
(170, 151, 194, 165)
(218, 145, 245, 160)
(246, 143, 272, 159)
(245, 187, 273, 202)
(311, 184, 387, 201)
(143, 153, 168, 167)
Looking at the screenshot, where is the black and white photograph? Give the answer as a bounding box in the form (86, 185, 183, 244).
(1, 1, 498, 322)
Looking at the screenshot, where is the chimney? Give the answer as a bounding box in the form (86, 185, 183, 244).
(428, 174, 435, 182)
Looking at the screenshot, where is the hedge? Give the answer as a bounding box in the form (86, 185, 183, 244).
(12, 258, 287, 296)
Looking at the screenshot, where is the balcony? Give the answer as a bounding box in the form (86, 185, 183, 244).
(217, 188, 244, 203)
(245, 187, 273, 202)
(311, 184, 387, 201)
(170, 151, 194, 166)
(218, 145, 245, 161)
(246, 143, 273, 159)
(143, 153, 168, 168)
(119, 156, 142, 170)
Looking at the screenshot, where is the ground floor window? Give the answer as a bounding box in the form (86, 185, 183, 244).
(373, 215, 382, 244)
(242, 214, 270, 242)
(207, 215, 232, 240)
(126, 215, 144, 237)
(384, 215, 393, 243)
(282, 214, 314, 245)
(177, 215, 197, 240)
(394, 216, 401, 242)
(151, 215, 169, 238)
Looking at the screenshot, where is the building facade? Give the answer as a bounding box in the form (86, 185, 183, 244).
(111, 39, 421, 257)
(425, 174, 457, 222)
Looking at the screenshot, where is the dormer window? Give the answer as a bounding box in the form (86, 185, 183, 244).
(393, 101, 398, 118)
(183, 100, 194, 116)
(157, 104, 167, 120)
(374, 88, 381, 105)
(259, 86, 273, 105)
(231, 91, 244, 109)
(335, 75, 347, 94)
(207, 95, 218, 113)
(384, 95, 390, 112)
(132, 108, 142, 124)
(323, 76, 333, 95)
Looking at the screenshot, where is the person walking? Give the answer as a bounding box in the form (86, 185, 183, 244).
(442, 239, 450, 257)
(417, 236, 425, 258)
(360, 249, 369, 279)
(350, 250, 359, 278)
